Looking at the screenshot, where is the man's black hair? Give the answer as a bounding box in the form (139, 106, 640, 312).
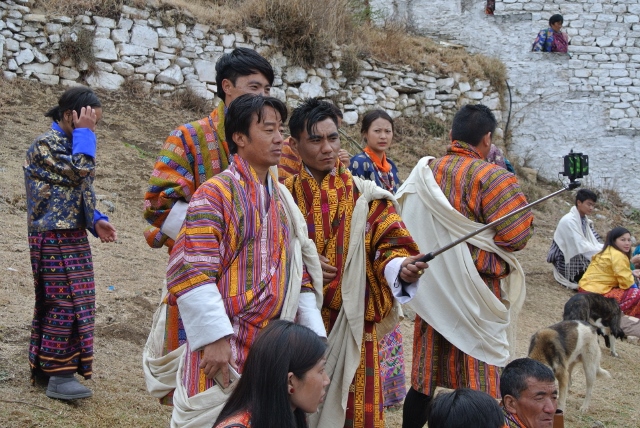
(500, 358, 556, 399)
(224, 94, 287, 154)
(45, 86, 102, 123)
(215, 48, 274, 102)
(450, 104, 497, 147)
(288, 98, 342, 140)
(576, 188, 597, 205)
(549, 14, 564, 26)
(427, 389, 505, 428)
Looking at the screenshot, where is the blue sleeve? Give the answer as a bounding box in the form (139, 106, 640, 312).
(88, 209, 109, 238)
(72, 128, 97, 158)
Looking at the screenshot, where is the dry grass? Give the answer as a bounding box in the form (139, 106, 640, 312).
(32, 0, 145, 19)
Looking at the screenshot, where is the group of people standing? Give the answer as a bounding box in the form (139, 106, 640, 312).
(25, 47, 536, 428)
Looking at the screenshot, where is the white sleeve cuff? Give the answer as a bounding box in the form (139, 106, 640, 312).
(384, 257, 418, 304)
(297, 292, 327, 338)
(176, 285, 233, 351)
(160, 200, 189, 241)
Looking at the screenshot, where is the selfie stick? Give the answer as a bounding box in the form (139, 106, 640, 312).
(415, 179, 582, 264)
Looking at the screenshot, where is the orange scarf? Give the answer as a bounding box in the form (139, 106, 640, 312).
(363, 146, 392, 174)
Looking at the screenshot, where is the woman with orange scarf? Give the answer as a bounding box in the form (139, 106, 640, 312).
(349, 109, 404, 408)
(349, 110, 401, 193)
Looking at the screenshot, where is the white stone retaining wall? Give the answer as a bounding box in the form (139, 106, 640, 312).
(372, 0, 640, 207)
(0, 0, 501, 128)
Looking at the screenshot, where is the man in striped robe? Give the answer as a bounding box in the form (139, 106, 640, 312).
(143, 47, 274, 250)
(164, 95, 325, 411)
(399, 104, 534, 428)
(285, 98, 428, 428)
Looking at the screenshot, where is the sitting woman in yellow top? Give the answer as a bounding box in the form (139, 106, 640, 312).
(579, 227, 640, 317)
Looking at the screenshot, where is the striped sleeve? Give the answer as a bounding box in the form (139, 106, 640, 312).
(480, 169, 533, 252)
(166, 177, 231, 298)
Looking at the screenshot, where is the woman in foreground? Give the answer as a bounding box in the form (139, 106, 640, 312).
(213, 320, 329, 428)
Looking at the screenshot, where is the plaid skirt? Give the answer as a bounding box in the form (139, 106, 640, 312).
(28, 229, 95, 380)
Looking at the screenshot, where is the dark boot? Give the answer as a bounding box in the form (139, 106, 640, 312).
(46, 374, 93, 400)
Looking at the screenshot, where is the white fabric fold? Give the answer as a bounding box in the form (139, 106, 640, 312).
(177, 285, 233, 351)
(309, 177, 399, 428)
(395, 156, 526, 367)
(161, 200, 189, 241)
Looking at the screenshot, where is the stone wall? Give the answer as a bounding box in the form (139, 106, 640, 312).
(372, 0, 640, 207)
(0, 0, 501, 128)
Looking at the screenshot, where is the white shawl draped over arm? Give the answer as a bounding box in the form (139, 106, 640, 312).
(394, 157, 526, 367)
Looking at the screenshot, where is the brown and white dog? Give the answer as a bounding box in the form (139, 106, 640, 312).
(563, 293, 625, 357)
(528, 320, 611, 413)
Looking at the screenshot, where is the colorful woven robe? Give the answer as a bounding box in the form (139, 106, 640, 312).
(277, 137, 303, 183)
(411, 140, 533, 398)
(285, 162, 419, 428)
(348, 152, 406, 407)
(144, 101, 230, 249)
(167, 155, 314, 397)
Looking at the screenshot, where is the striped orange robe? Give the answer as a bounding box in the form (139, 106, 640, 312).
(167, 155, 314, 397)
(285, 162, 419, 428)
(144, 101, 231, 250)
(411, 140, 533, 398)
(277, 137, 303, 183)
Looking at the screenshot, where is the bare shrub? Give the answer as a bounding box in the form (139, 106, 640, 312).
(119, 77, 151, 99)
(173, 87, 213, 116)
(157, 0, 243, 28)
(59, 28, 97, 74)
(243, 0, 355, 66)
(340, 44, 362, 82)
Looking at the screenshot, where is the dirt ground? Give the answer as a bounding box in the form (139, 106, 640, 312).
(1, 78, 639, 428)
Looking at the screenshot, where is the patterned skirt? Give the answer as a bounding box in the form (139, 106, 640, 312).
(604, 287, 640, 318)
(378, 324, 406, 407)
(410, 277, 502, 398)
(28, 229, 95, 380)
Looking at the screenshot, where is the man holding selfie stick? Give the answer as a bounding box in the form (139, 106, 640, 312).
(396, 104, 534, 428)
(149, 94, 325, 427)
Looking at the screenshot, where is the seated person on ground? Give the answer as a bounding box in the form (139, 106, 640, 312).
(427, 388, 505, 428)
(547, 189, 602, 289)
(579, 227, 640, 319)
(532, 14, 569, 53)
(501, 358, 558, 428)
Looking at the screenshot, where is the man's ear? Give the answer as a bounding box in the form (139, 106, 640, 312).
(233, 132, 248, 150)
(289, 137, 299, 153)
(221, 78, 234, 97)
(482, 131, 492, 148)
(503, 394, 518, 414)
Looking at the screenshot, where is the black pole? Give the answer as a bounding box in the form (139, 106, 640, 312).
(416, 181, 581, 264)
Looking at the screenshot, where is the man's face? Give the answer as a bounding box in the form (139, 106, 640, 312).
(223, 73, 271, 106)
(235, 106, 284, 175)
(292, 118, 341, 183)
(551, 21, 563, 32)
(506, 378, 558, 428)
(576, 199, 596, 217)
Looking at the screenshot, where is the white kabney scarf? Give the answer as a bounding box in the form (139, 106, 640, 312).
(142, 182, 324, 428)
(309, 177, 398, 428)
(552, 206, 602, 288)
(395, 157, 526, 367)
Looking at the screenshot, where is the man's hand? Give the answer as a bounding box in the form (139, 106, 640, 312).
(73, 106, 98, 131)
(95, 220, 117, 243)
(632, 269, 640, 279)
(199, 337, 237, 386)
(400, 254, 428, 283)
(338, 149, 351, 167)
(319, 254, 338, 285)
(631, 254, 640, 266)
